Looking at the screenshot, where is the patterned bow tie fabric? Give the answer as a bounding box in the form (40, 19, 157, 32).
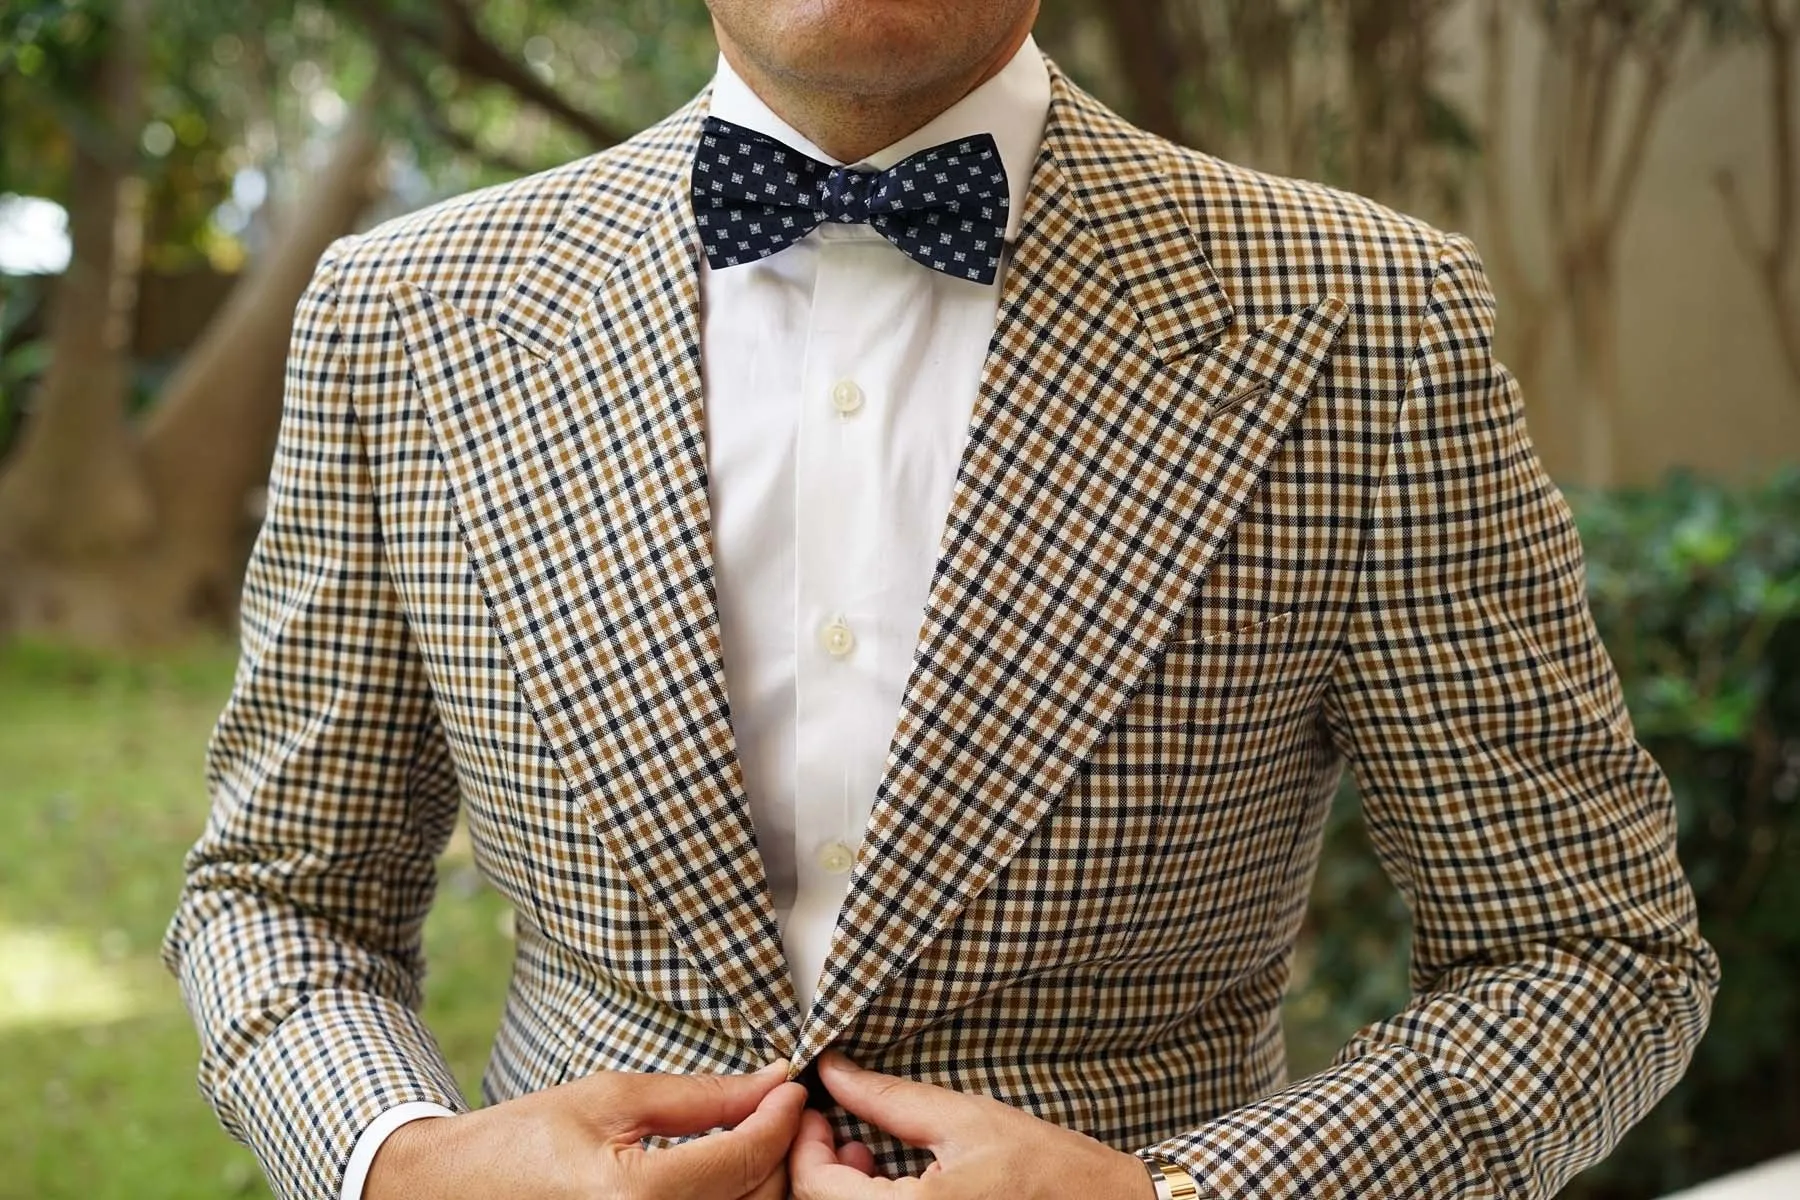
(691, 116, 1010, 284)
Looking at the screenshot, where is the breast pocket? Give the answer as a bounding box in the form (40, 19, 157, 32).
(1108, 606, 1334, 969)
(1125, 607, 1305, 731)
(1165, 608, 1296, 648)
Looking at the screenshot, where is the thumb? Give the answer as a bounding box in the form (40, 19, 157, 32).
(815, 1051, 981, 1152)
(603, 1061, 792, 1139)
(640, 1081, 808, 1200)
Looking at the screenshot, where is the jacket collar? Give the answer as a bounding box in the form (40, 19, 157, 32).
(492, 56, 1232, 368)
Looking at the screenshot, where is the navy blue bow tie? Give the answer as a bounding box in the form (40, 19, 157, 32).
(691, 116, 1010, 285)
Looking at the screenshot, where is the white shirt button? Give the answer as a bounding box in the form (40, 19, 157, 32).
(831, 379, 865, 416)
(821, 618, 856, 658)
(815, 841, 856, 874)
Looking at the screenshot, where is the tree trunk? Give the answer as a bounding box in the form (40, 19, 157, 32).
(0, 146, 152, 562)
(1096, 0, 1189, 144)
(135, 101, 387, 627)
(0, 102, 387, 645)
(1479, 0, 1556, 429)
(1716, 0, 1800, 398)
(1566, 243, 1621, 488)
(0, 0, 153, 639)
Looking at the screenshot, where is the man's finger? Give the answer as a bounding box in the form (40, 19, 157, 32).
(742, 1161, 791, 1200)
(789, 1108, 842, 1176)
(837, 1140, 879, 1176)
(641, 1081, 808, 1200)
(607, 1061, 791, 1139)
(816, 1052, 980, 1151)
(790, 1109, 892, 1200)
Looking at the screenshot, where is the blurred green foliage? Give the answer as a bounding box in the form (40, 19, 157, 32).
(1294, 469, 1800, 1197)
(0, 0, 717, 274)
(0, 638, 515, 1200)
(1579, 469, 1800, 1195)
(2, 0, 320, 266)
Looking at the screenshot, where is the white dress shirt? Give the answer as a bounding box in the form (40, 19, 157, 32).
(701, 40, 1050, 1013)
(341, 39, 1053, 1198)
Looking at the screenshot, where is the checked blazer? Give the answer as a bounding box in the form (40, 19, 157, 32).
(165, 57, 1718, 1200)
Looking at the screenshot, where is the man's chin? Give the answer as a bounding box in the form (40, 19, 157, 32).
(769, 35, 967, 94)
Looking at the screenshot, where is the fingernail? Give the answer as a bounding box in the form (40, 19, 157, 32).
(759, 1059, 791, 1075)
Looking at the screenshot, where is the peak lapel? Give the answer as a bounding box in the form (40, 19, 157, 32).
(796, 69, 1347, 1062)
(393, 98, 802, 1054)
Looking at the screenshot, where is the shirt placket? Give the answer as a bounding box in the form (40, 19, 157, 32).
(788, 232, 887, 1005)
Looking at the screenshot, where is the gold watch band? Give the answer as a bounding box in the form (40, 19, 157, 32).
(1149, 1158, 1202, 1200)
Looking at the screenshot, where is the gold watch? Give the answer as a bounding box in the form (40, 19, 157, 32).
(1143, 1157, 1202, 1200)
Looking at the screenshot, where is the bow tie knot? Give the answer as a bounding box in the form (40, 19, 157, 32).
(821, 168, 881, 224)
(692, 117, 1010, 284)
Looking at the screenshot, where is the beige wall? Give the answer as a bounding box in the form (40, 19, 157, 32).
(1440, 4, 1800, 486)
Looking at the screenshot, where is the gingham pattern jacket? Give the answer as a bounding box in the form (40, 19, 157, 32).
(164, 59, 1718, 1200)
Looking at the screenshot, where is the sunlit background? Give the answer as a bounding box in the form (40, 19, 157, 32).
(1, 2, 1796, 1198)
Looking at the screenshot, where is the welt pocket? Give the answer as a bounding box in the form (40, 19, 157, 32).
(1164, 608, 1296, 648)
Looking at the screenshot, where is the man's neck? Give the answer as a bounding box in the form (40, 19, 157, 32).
(714, 24, 1036, 165)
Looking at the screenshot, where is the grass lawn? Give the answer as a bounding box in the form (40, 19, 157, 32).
(0, 636, 1358, 1199)
(0, 639, 514, 1200)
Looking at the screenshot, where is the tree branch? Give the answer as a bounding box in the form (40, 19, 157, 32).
(1761, 0, 1795, 270)
(1584, 16, 1625, 213)
(1599, 8, 1690, 235)
(1479, 0, 1553, 405)
(1095, 0, 1189, 144)
(1480, 0, 1545, 309)
(1716, 0, 1800, 394)
(433, 0, 629, 150)
(344, 0, 630, 152)
(358, 7, 538, 175)
(1715, 169, 1766, 271)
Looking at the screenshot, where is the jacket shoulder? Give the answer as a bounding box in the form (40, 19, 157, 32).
(322, 101, 700, 322)
(1049, 77, 1460, 332)
(1164, 143, 1450, 321)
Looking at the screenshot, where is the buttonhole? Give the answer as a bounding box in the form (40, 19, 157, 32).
(1211, 383, 1269, 416)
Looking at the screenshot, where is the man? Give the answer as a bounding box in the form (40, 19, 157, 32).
(164, 1, 1719, 1197)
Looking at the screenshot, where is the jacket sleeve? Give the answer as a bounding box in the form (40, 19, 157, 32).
(161, 243, 470, 1200)
(1146, 233, 1719, 1198)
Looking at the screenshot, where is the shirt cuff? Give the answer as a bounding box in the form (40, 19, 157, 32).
(340, 1102, 457, 1200)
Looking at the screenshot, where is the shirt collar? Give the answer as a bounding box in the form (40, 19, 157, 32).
(707, 36, 1051, 242)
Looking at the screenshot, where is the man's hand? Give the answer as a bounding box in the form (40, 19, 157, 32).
(788, 1052, 1156, 1199)
(366, 1061, 807, 1200)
